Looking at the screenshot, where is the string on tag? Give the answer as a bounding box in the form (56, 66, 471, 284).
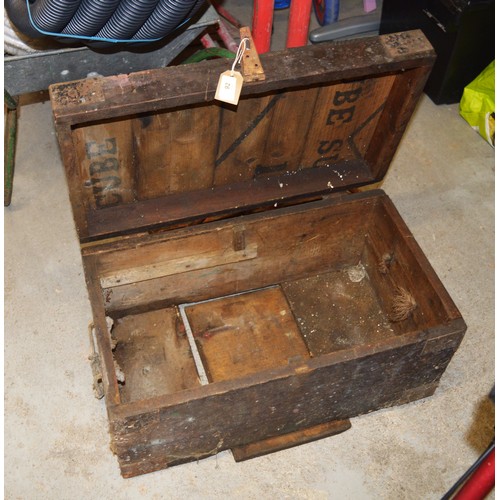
(231, 38, 250, 76)
(214, 37, 248, 105)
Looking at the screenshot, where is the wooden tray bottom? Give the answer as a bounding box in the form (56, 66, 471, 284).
(112, 308, 201, 402)
(231, 419, 352, 462)
(283, 265, 394, 356)
(111, 264, 398, 403)
(183, 286, 310, 383)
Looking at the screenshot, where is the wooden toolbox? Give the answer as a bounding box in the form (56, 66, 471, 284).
(49, 30, 466, 478)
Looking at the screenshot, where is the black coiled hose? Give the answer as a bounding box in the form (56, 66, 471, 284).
(61, 0, 122, 36)
(5, 0, 205, 43)
(133, 0, 206, 40)
(5, 0, 81, 38)
(96, 0, 159, 39)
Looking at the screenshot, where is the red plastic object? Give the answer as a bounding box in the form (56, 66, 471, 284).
(217, 19, 239, 53)
(252, 0, 274, 53)
(286, 0, 313, 48)
(455, 447, 495, 500)
(200, 34, 218, 48)
(212, 0, 243, 28)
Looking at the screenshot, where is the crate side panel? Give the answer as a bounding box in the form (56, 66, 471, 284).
(99, 197, 376, 313)
(134, 104, 220, 198)
(361, 195, 462, 331)
(300, 75, 396, 169)
(109, 327, 465, 477)
(213, 95, 276, 185)
(72, 120, 136, 210)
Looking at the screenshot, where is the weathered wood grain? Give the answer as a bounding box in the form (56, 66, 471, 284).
(258, 87, 319, 174)
(98, 194, 375, 313)
(112, 308, 201, 403)
(73, 119, 136, 209)
(213, 95, 276, 185)
(49, 31, 434, 125)
(231, 419, 352, 461)
(47, 31, 467, 479)
(99, 243, 257, 288)
(108, 317, 465, 477)
(184, 287, 310, 382)
(299, 76, 396, 168)
(85, 160, 373, 240)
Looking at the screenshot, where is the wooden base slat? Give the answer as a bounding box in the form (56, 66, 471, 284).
(231, 420, 352, 462)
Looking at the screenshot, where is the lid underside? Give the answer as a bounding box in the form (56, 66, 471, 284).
(49, 30, 435, 242)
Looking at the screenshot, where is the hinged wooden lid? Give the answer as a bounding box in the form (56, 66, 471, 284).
(49, 30, 434, 243)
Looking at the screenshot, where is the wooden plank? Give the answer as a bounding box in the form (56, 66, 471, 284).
(361, 234, 410, 335)
(99, 194, 376, 313)
(282, 266, 395, 356)
(112, 308, 201, 403)
(364, 66, 433, 180)
(81, 256, 121, 405)
(100, 243, 258, 288)
(86, 160, 373, 240)
(258, 87, 319, 175)
(131, 112, 171, 200)
(213, 95, 275, 185)
(299, 76, 396, 168)
(95, 225, 252, 283)
(49, 31, 435, 125)
(359, 195, 463, 336)
(72, 120, 136, 209)
(55, 124, 90, 239)
(132, 104, 219, 198)
(239, 26, 266, 83)
(231, 419, 352, 461)
(184, 287, 310, 382)
(108, 320, 466, 477)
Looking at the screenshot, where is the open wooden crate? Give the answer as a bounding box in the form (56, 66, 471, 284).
(49, 30, 466, 477)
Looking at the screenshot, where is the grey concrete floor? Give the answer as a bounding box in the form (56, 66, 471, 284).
(5, 3, 495, 499)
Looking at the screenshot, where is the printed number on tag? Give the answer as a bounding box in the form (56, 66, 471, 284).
(215, 70, 243, 105)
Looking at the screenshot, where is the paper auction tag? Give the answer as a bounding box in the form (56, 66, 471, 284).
(215, 70, 244, 105)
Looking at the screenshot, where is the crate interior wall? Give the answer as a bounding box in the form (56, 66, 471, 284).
(49, 30, 466, 478)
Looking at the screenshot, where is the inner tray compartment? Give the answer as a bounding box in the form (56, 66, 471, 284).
(183, 286, 310, 384)
(111, 308, 201, 403)
(282, 266, 394, 357)
(88, 192, 454, 405)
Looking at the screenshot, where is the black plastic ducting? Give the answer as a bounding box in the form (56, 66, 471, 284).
(5, 0, 204, 43)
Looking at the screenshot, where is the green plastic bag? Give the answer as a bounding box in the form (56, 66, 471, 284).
(459, 60, 495, 147)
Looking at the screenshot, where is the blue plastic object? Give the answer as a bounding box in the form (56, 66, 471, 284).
(274, 0, 290, 9)
(313, 0, 339, 26)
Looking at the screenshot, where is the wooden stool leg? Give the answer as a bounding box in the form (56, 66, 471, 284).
(4, 90, 18, 207)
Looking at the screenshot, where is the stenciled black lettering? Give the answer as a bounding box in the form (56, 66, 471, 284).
(94, 192, 123, 208)
(85, 138, 117, 159)
(317, 139, 343, 155)
(326, 107, 355, 126)
(92, 175, 123, 207)
(332, 87, 362, 106)
(89, 157, 119, 176)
